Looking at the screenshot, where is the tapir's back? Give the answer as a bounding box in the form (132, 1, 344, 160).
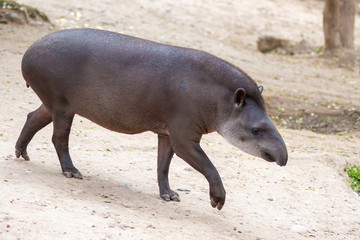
(22, 28, 189, 95)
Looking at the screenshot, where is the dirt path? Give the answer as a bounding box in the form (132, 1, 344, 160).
(1, 0, 359, 239)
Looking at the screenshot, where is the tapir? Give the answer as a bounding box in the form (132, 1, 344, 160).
(15, 29, 288, 210)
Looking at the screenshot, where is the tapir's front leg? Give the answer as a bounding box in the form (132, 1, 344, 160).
(157, 134, 179, 201)
(170, 135, 226, 210)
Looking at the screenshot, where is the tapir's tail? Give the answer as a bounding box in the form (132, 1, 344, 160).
(26, 83, 29, 88)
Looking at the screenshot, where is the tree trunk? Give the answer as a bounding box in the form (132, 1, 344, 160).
(339, 0, 356, 48)
(323, 0, 356, 50)
(323, 0, 341, 49)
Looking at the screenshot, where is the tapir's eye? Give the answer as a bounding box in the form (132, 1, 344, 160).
(252, 128, 259, 135)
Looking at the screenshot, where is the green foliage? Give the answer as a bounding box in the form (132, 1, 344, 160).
(312, 46, 324, 54)
(347, 165, 360, 194)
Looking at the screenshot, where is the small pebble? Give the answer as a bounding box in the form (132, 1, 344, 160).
(177, 187, 191, 192)
(268, 196, 276, 201)
(75, 189, 84, 194)
(291, 225, 307, 234)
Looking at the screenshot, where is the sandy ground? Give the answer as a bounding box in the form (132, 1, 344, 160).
(0, 0, 360, 239)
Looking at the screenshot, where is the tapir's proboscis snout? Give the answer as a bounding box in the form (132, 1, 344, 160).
(260, 134, 288, 167)
(15, 28, 288, 211)
(257, 120, 288, 167)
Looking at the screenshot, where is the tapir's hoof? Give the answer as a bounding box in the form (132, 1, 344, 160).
(210, 198, 224, 210)
(15, 148, 30, 161)
(160, 190, 180, 202)
(63, 170, 83, 179)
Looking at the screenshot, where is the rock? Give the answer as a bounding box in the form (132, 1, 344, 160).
(257, 36, 289, 53)
(257, 36, 312, 55)
(291, 224, 307, 234)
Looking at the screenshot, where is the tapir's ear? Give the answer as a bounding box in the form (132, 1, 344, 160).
(234, 88, 246, 108)
(258, 85, 263, 94)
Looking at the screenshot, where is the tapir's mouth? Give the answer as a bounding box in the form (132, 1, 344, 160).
(261, 152, 287, 167)
(262, 152, 276, 163)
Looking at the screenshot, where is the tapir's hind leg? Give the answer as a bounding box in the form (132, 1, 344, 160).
(52, 110, 82, 179)
(157, 134, 180, 202)
(15, 104, 52, 160)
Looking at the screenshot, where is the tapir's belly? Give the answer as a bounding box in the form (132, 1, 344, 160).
(70, 89, 166, 135)
(59, 73, 171, 135)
